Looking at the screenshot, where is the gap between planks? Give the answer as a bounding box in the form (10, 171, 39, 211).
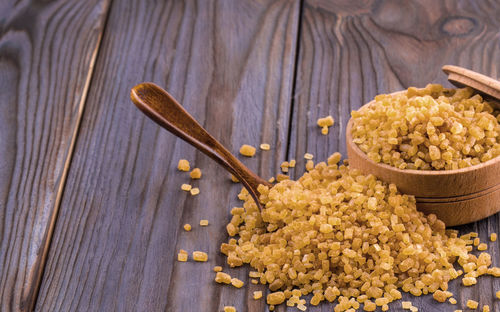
(28, 2, 114, 311)
(285, 0, 305, 160)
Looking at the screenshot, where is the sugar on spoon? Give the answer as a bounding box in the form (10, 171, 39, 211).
(130, 82, 272, 210)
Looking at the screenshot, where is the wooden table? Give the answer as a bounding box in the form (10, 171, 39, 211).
(1, 1, 499, 311)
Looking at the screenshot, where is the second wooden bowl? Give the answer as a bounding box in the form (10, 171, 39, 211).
(346, 95, 500, 226)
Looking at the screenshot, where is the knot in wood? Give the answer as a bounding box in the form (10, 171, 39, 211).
(440, 16, 477, 37)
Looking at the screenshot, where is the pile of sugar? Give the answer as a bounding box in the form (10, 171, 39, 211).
(220, 154, 499, 311)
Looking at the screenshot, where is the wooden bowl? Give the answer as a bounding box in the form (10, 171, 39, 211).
(346, 94, 500, 226)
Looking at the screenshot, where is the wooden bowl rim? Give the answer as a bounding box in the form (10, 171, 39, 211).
(346, 90, 500, 177)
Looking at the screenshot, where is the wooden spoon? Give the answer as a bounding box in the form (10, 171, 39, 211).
(130, 82, 272, 210)
(442, 65, 500, 105)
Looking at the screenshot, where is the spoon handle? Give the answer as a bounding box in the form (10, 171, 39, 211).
(130, 82, 271, 194)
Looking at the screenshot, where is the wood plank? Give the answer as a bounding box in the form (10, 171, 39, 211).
(35, 0, 300, 311)
(0, 1, 111, 311)
(289, 0, 500, 311)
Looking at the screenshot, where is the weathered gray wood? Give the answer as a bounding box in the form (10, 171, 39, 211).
(0, 1, 110, 311)
(35, 0, 300, 311)
(289, 0, 500, 311)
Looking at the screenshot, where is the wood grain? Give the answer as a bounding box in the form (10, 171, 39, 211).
(289, 0, 500, 311)
(0, 1, 110, 311)
(35, 0, 299, 311)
